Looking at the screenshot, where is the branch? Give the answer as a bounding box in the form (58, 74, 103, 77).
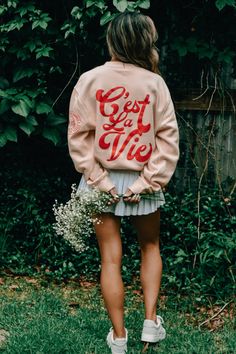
(52, 37, 79, 109)
(205, 72, 218, 116)
(176, 112, 215, 158)
(193, 116, 215, 269)
(198, 300, 233, 330)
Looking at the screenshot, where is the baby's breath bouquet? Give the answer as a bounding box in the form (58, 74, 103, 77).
(52, 184, 111, 252)
(53, 184, 164, 252)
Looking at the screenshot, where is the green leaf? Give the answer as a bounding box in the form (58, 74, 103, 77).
(3, 18, 27, 32)
(0, 134, 8, 147)
(215, 0, 236, 11)
(0, 6, 7, 16)
(217, 48, 235, 63)
(18, 95, 34, 109)
(19, 121, 36, 135)
(85, 0, 106, 11)
(0, 78, 9, 90)
(7, 1, 17, 8)
(11, 100, 31, 117)
(36, 102, 52, 114)
(100, 11, 116, 26)
(32, 20, 48, 30)
(0, 99, 10, 114)
(35, 45, 53, 59)
(198, 45, 215, 59)
(86, 0, 95, 7)
(0, 88, 16, 98)
(137, 0, 150, 9)
(127, 1, 138, 10)
(86, 7, 98, 18)
(42, 127, 60, 145)
(31, 13, 52, 30)
(26, 115, 38, 126)
(95, 1, 107, 10)
(46, 113, 67, 126)
(113, 0, 128, 12)
(13, 67, 37, 82)
(4, 126, 17, 142)
(61, 21, 77, 38)
(26, 40, 38, 52)
(71, 6, 82, 20)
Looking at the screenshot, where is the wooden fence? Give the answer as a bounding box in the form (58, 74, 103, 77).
(172, 88, 236, 195)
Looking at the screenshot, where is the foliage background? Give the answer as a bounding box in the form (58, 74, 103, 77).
(0, 0, 235, 301)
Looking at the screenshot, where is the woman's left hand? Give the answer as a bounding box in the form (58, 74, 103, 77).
(107, 187, 120, 205)
(123, 189, 141, 203)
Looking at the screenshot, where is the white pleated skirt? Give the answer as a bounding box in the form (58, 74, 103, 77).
(77, 170, 165, 216)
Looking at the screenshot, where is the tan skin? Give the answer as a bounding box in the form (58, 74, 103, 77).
(94, 55, 162, 340)
(94, 187, 162, 339)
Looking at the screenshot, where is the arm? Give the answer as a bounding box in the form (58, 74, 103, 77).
(68, 85, 115, 192)
(128, 78, 179, 194)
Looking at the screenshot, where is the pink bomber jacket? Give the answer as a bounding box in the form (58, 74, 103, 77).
(68, 61, 179, 194)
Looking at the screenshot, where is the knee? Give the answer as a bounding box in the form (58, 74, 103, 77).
(100, 250, 122, 267)
(140, 240, 160, 255)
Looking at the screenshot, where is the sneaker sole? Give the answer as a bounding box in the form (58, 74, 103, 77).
(141, 332, 166, 343)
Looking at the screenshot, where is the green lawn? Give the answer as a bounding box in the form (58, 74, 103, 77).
(0, 275, 235, 353)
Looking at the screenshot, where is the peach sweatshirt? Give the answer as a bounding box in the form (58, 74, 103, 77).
(68, 61, 179, 194)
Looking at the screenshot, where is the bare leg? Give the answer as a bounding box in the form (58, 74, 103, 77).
(93, 213, 126, 339)
(131, 209, 162, 322)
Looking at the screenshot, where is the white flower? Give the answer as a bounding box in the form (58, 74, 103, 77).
(52, 184, 111, 252)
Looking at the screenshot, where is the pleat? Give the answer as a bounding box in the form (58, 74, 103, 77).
(77, 170, 165, 216)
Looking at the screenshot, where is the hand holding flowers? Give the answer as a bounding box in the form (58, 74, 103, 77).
(53, 184, 163, 252)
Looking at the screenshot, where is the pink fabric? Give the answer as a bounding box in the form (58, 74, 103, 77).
(68, 61, 179, 193)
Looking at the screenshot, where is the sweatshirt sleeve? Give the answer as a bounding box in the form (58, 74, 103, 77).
(128, 78, 179, 195)
(67, 80, 115, 193)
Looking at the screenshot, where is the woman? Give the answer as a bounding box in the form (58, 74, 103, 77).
(68, 11, 179, 354)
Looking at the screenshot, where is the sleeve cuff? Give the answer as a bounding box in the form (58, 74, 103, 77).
(87, 174, 115, 193)
(128, 176, 161, 194)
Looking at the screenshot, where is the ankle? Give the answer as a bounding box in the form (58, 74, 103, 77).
(145, 314, 157, 322)
(113, 328, 126, 340)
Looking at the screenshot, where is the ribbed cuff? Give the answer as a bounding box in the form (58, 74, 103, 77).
(128, 176, 151, 194)
(87, 175, 115, 193)
(128, 176, 161, 194)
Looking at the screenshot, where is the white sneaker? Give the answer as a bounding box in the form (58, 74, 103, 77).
(141, 315, 166, 343)
(106, 327, 128, 354)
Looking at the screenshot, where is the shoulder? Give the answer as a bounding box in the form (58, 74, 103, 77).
(74, 64, 108, 91)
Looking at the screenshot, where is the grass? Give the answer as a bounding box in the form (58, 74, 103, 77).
(0, 275, 235, 354)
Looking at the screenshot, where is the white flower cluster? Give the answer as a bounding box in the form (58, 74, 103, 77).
(52, 184, 111, 252)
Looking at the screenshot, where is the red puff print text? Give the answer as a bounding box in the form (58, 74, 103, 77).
(96, 86, 153, 162)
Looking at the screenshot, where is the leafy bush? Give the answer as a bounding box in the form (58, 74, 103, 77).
(161, 191, 236, 300)
(1, 0, 235, 147)
(1, 142, 235, 300)
(1, 0, 235, 302)
(0, 0, 151, 147)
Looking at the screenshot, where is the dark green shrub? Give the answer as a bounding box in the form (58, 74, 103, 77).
(161, 191, 236, 300)
(1, 142, 235, 300)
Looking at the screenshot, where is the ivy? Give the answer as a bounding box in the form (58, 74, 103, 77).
(100, 11, 117, 25)
(215, 0, 236, 11)
(19, 116, 38, 136)
(0, 0, 235, 149)
(137, 0, 150, 9)
(4, 126, 17, 142)
(113, 0, 128, 12)
(36, 103, 52, 115)
(11, 100, 31, 117)
(13, 67, 38, 83)
(42, 127, 61, 145)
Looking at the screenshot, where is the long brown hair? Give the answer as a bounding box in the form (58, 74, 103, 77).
(106, 11, 160, 74)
